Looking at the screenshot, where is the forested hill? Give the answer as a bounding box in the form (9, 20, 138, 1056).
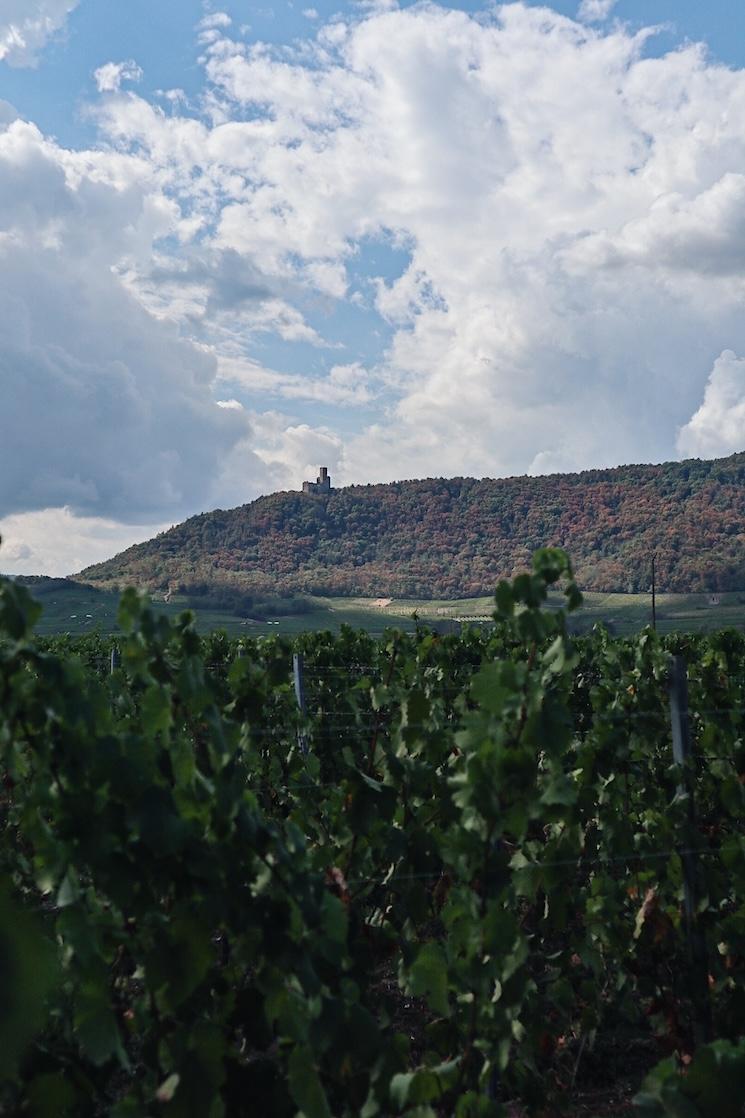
(79, 453, 745, 598)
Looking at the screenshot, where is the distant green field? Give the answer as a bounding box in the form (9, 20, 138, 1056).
(19, 579, 745, 638)
(568, 589, 745, 636)
(319, 590, 745, 635)
(24, 581, 420, 638)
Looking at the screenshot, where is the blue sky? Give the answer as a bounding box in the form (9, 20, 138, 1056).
(2, 0, 745, 573)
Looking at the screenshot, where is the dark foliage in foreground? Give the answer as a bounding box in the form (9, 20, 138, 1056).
(2, 552, 745, 1115)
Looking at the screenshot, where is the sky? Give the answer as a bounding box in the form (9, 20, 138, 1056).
(3, 0, 745, 574)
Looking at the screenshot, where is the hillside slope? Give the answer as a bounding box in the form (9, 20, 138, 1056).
(78, 453, 745, 597)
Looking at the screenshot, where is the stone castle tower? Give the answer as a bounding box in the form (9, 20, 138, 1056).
(302, 466, 332, 494)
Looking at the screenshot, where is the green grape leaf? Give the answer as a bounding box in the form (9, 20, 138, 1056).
(408, 943, 450, 1017)
(288, 1046, 332, 1118)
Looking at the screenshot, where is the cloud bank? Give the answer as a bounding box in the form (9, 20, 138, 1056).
(154, 3, 745, 484)
(0, 119, 267, 525)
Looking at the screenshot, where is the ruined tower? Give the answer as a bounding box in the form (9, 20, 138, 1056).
(302, 466, 332, 494)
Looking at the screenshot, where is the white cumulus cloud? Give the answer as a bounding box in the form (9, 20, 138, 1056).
(0, 509, 170, 576)
(577, 0, 617, 23)
(94, 60, 144, 93)
(677, 350, 745, 459)
(250, 415, 345, 493)
(0, 0, 79, 67)
(201, 12, 231, 28)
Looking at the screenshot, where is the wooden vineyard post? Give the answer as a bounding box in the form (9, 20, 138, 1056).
(668, 654, 712, 1045)
(293, 652, 309, 756)
(651, 552, 657, 632)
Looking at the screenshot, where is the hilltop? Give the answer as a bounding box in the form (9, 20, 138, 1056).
(78, 453, 745, 599)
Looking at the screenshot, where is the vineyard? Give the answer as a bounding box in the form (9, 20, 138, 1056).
(2, 549, 745, 1116)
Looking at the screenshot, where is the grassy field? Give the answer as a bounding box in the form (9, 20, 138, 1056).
(24, 581, 419, 638)
(321, 590, 745, 636)
(18, 578, 745, 638)
(570, 590, 745, 636)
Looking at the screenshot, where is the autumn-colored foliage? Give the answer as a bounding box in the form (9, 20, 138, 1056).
(79, 452, 745, 597)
